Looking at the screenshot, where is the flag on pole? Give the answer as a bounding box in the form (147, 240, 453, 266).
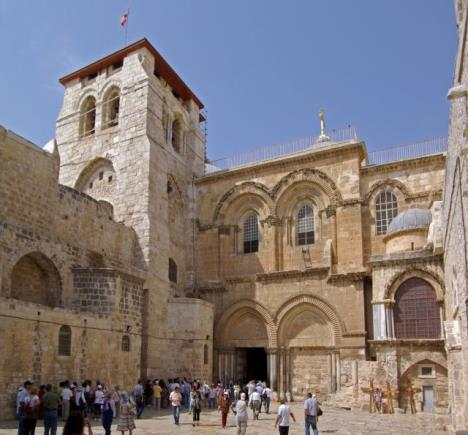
(120, 10, 129, 27)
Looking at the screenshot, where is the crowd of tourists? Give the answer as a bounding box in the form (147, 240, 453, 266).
(15, 377, 321, 435)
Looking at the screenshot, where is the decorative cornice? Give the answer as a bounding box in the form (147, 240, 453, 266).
(361, 154, 445, 175)
(327, 270, 368, 283)
(256, 267, 329, 282)
(343, 330, 367, 337)
(369, 339, 445, 347)
(368, 251, 443, 267)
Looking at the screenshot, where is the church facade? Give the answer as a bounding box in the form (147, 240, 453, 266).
(0, 4, 466, 429)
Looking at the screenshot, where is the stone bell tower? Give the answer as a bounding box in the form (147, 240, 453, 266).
(55, 39, 213, 379)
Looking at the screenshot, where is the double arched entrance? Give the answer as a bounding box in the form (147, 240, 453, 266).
(214, 296, 344, 398)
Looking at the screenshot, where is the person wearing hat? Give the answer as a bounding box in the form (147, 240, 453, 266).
(232, 392, 248, 435)
(218, 391, 231, 429)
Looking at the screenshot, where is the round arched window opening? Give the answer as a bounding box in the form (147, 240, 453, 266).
(394, 278, 441, 339)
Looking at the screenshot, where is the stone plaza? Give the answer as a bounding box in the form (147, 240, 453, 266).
(0, 403, 450, 435)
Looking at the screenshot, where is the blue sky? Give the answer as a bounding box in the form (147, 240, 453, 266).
(0, 0, 456, 160)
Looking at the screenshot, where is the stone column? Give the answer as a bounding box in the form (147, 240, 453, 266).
(327, 207, 337, 263)
(278, 347, 285, 399)
(285, 348, 291, 400)
(331, 352, 337, 393)
(218, 351, 224, 383)
(268, 349, 277, 391)
(336, 352, 341, 392)
(224, 352, 230, 384)
(439, 304, 445, 338)
(230, 351, 236, 381)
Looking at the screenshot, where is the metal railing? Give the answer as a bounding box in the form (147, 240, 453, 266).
(205, 125, 358, 174)
(366, 136, 448, 166)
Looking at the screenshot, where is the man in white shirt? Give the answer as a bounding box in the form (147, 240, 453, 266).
(275, 398, 296, 435)
(304, 393, 319, 435)
(262, 385, 272, 413)
(250, 390, 261, 420)
(169, 386, 182, 425)
(60, 383, 73, 421)
(233, 392, 248, 435)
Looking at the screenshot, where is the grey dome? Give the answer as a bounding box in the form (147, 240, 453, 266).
(387, 208, 431, 235)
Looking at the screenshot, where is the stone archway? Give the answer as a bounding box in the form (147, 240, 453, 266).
(398, 359, 448, 413)
(215, 300, 274, 385)
(10, 252, 62, 307)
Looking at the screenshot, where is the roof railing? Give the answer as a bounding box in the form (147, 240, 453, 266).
(366, 136, 448, 166)
(205, 125, 358, 174)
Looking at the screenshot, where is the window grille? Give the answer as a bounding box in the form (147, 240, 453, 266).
(102, 90, 120, 129)
(297, 204, 315, 245)
(121, 335, 130, 352)
(169, 258, 177, 283)
(243, 214, 259, 253)
(79, 97, 96, 137)
(375, 190, 398, 234)
(394, 278, 441, 339)
(58, 325, 72, 356)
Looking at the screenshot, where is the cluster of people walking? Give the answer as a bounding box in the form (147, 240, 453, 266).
(15, 377, 321, 435)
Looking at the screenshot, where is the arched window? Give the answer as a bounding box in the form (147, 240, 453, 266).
(243, 214, 259, 253)
(121, 335, 130, 352)
(102, 87, 120, 129)
(375, 190, 398, 235)
(80, 96, 96, 137)
(394, 278, 441, 339)
(171, 118, 183, 153)
(58, 325, 72, 356)
(203, 344, 208, 365)
(169, 258, 177, 283)
(297, 204, 315, 245)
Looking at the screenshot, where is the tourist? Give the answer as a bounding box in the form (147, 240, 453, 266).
(250, 388, 261, 420)
(72, 387, 87, 416)
(43, 384, 60, 435)
(169, 386, 182, 425)
(102, 392, 116, 435)
(112, 386, 121, 417)
(17, 380, 32, 435)
(218, 391, 231, 429)
(189, 385, 197, 414)
(247, 381, 255, 400)
(63, 414, 93, 435)
(61, 383, 73, 421)
(234, 384, 241, 401)
(191, 390, 202, 427)
(374, 388, 382, 413)
(233, 392, 248, 435)
(304, 392, 319, 435)
(93, 385, 104, 419)
(23, 386, 40, 435)
(182, 379, 191, 409)
(262, 385, 272, 413)
(132, 381, 144, 418)
(117, 392, 136, 435)
(152, 381, 161, 410)
(208, 385, 217, 408)
(275, 398, 296, 435)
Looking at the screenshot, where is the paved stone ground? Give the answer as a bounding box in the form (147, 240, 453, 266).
(0, 403, 449, 435)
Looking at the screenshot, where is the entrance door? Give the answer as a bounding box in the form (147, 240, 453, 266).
(422, 386, 433, 412)
(236, 348, 267, 384)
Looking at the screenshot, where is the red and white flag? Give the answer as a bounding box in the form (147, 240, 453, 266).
(120, 11, 129, 27)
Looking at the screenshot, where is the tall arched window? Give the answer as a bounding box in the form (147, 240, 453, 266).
(375, 190, 398, 235)
(58, 325, 72, 356)
(171, 118, 183, 153)
(102, 87, 120, 129)
(394, 278, 441, 339)
(80, 96, 96, 137)
(121, 335, 130, 352)
(203, 344, 208, 365)
(243, 214, 259, 253)
(297, 204, 315, 245)
(169, 258, 178, 283)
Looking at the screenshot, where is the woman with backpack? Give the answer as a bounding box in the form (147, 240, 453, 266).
(23, 386, 40, 435)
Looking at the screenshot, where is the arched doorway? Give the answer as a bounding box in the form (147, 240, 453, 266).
(216, 305, 271, 384)
(278, 303, 335, 398)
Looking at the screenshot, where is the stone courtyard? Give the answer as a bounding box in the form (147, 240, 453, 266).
(0, 403, 449, 435)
